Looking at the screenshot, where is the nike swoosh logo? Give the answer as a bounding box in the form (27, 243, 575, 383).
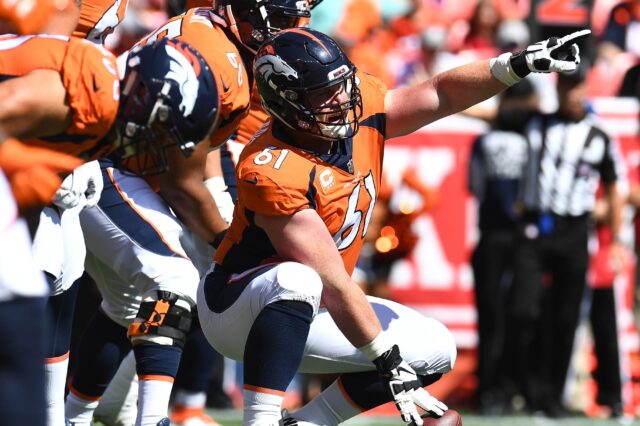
(220, 75, 229, 92)
(244, 177, 258, 184)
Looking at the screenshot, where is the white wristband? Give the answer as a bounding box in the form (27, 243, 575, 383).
(489, 52, 522, 87)
(358, 332, 394, 361)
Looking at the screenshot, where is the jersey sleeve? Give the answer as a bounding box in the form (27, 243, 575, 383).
(237, 169, 311, 216)
(62, 40, 119, 151)
(357, 71, 388, 138)
(74, 0, 129, 44)
(360, 71, 388, 98)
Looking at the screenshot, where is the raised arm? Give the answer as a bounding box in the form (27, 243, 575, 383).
(385, 29, 591, 139)
(385, 60, 505, 139)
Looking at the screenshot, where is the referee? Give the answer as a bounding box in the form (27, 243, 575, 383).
(502, 68, 625, 417)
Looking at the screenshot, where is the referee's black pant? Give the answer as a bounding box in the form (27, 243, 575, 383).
(503, 213, 589, 412)
(590, 286, 623, 410)
(471, 227, 515, 404)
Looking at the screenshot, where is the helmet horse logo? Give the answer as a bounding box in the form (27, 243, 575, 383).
(254, 54, 298, 83)
(163, 43, 200, 117)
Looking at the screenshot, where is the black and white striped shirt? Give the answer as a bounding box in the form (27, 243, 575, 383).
(520, 113, 623, 217)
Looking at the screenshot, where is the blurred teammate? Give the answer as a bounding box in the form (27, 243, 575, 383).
(0, 33, 120, 426)
(197, 27, 591, 425)
(65, 3, 311, 424)
(0, 4, 106, 425)
(0, 137, 82, 426)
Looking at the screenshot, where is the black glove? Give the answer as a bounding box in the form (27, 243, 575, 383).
(373, 345, 448, 425)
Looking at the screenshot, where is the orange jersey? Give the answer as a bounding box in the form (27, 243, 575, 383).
(215, 72, 388, 275)
(74, 0, 129, 44)
(136, 8, 251, 148)
(0, 35, 119, 159)
(0, 0, 72, 34)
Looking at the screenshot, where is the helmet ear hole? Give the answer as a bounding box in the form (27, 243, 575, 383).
(262, 98, 293, 122)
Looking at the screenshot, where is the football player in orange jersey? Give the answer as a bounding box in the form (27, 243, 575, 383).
(64, 3, 312, 425)
(51, 38, 221, 426)
(0, 33, 122, 426)
(0, 4, 92, 424)
(0, 31, 217, 426)
(0, 34, 220, 426)
(0, 33, 119, 426)
(197, 27, 592, 425)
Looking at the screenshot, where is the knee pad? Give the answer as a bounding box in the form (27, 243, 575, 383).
(127, 291, 192, 348)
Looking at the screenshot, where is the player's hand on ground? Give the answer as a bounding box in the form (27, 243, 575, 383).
(491, 29, 591, 86)
(53, 160, 103, 209)
(373, 345, 448, 425)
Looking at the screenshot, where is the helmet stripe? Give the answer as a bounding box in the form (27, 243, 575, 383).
(283, 28, 331, 55)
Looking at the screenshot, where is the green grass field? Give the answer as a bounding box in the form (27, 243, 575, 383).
(202, 409, 635, 426)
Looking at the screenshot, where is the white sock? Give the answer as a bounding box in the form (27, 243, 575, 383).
(94, 350, 139, 426)
(65, 392, 100, 426)
(45, 353, 69, 426)
(136, 377, 173, 426)
(173, 388, 207, 409)
(243, 389, 284, 426)
(291, 380, 361, 426)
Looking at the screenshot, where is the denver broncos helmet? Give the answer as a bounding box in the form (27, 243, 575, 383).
(215, 0, 315, 53)
(254, 28, 362, 141)
(115, 38, 219, 175)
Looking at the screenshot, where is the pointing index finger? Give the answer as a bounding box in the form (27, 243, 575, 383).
(560, 29, 591, 45)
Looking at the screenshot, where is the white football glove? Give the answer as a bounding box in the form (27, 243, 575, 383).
(373, 345, 448, 425)
(490, 29, 591, 86)
(204, 176, 235, 224)
(53, 160, 103, 210)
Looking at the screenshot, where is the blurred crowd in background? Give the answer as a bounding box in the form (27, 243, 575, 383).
(105, 0, 640, 101)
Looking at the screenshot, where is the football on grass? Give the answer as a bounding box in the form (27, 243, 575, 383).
(422, 409, 462, 426)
